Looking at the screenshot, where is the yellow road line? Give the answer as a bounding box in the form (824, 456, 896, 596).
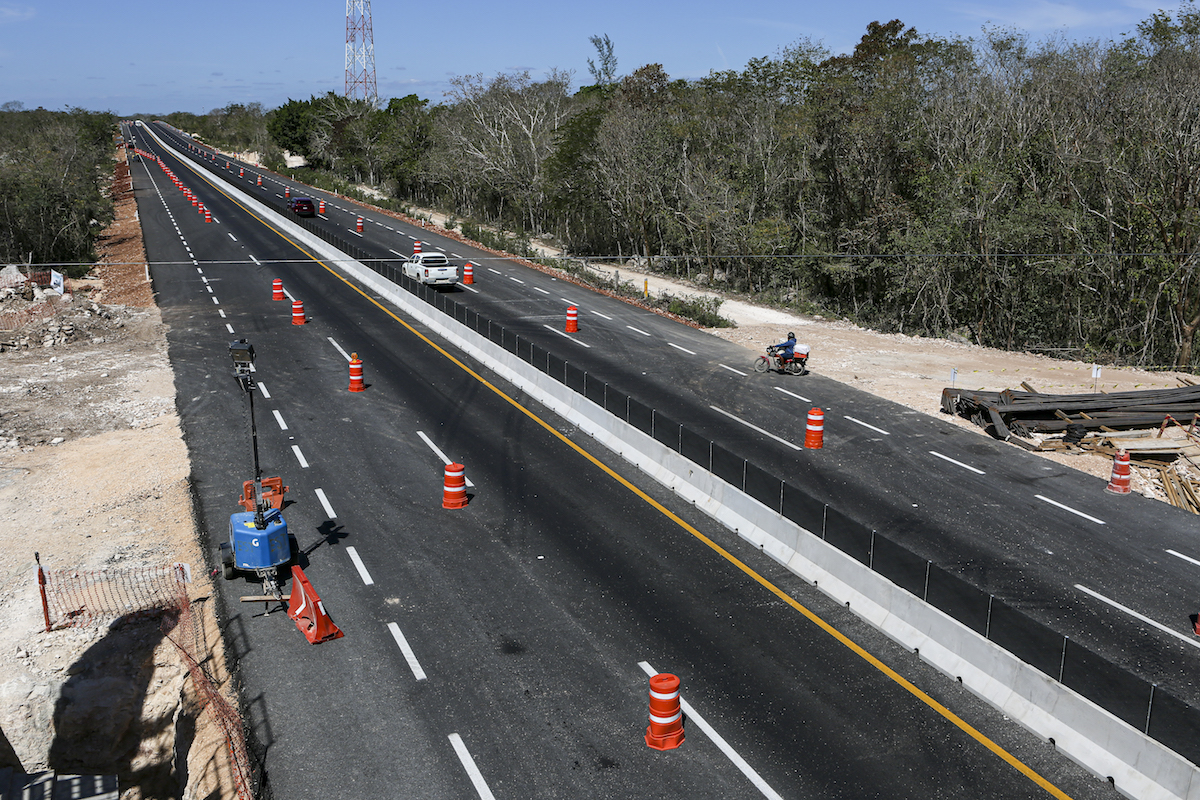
(162, 133, 1076, 799)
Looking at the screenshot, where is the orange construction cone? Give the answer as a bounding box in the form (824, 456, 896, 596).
(566, 306, 579, 333)
(804, 408, 825, 449)
(291, 300, 306, 325)
(1106, 449, 1132, 494)
(463, 262, 474, 284)
(645, 673, 685, 750)
(287, 566, 344, 644)
(348, 353, 365, 392)
(272, 278, 285, 301)
(442, 463, 468, 509)
(204, 207, 212, 223)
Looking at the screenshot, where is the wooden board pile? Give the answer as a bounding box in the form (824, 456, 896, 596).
(940, 383, 1200, 440)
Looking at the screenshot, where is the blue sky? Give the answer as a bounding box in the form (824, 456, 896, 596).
(0, 0, 1176, 115)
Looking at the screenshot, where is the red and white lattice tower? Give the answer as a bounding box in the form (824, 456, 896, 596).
(345, 0, 378, 106)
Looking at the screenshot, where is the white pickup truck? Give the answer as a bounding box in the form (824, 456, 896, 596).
(403, 252, 459, 286)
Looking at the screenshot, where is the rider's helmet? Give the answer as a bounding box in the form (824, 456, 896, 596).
(787, 332, 795, 340)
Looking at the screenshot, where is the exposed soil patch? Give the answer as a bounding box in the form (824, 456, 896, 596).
(0, 151, 239, 799)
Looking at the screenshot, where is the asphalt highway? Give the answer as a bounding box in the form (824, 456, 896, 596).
(138, 121, 1200, 718)
(120, 124, 1118, 798)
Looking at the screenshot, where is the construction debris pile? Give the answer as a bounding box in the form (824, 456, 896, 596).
(942, 382, 1200, 513)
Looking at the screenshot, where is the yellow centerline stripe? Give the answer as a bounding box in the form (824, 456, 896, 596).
(160, 132, 1075, 799)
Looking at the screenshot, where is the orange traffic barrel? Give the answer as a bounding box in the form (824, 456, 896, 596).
(645, 673, 685, 750)
(348, 353, 365, 392)
(191, 194, 199, 207)
(291, 300, 306, 325)
(566, 306, 579, 333)
(256, 175, 262, 187)
(463, 262, 474, 284)
(357, 216, 363, 233)
(319, 199, 326, 214)
(443, 463, 468, 509)
(272, 278, 285, 301)
(1106, 450, 1131, 494)
(804, 408, 825, 449)
(413, 240, 422, 255)
(285, 186, 291, 199)
(239, 167, 244, 177)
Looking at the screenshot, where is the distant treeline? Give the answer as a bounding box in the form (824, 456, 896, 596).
(0, 104, 116, 274)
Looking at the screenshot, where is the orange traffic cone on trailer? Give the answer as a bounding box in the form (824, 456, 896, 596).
(1106, 449, 1132, 494)
(272, 278, 285, 301)
(348, 353, 365, 392)
(442, 463, 468, 508)
(804, 408, 825, 449)
(565, 306, 579, 333)
(645, 673, 685, 750)
(291, 300, 306, 325)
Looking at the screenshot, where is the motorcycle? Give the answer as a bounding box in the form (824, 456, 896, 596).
(754, 345, 808, 375)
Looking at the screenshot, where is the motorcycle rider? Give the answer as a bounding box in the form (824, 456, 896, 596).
(772, 332, 810, 374)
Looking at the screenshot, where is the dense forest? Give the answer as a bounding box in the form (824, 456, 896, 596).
(0, 104, 116, 273)
(6, 7, 1200, 367)
(258, 8, 1200, 367)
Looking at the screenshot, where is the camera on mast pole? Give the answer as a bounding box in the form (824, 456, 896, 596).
(229, 339, 256, 392)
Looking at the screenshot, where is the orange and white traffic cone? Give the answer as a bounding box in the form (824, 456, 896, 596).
(256, 175, 262, 187)
(319, 199, 326, 214)
(285, 186, 291, 199)
(291, 300, 306, 325)
(204, 207, 212, 223)
(442, 463, 468, 509)
(413, 240, 422, 255)
(804, 408, 825, 449)
(566, 306, 578, 333)
(645, 673, 685, 750)
(348, 353, 365, 392)
(272, 278, 285, 301)
(1106, 449, 1132, 494)
(239, 167, 244, 177)
(463, 262, 474, 284)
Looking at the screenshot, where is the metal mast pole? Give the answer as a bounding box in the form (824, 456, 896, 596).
(345, 0, 378, 106)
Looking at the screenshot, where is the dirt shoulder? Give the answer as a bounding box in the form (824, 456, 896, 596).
(0, 151, 239, 799)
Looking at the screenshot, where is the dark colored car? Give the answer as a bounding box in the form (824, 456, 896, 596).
(287, 197, 316, 216)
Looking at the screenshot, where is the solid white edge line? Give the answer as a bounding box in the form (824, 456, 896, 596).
(1075, 584, 1200, 650)
(291, 445, 309, 468)
(256, 382, 270, 398)
(844, 415, 890, 435)
(327, 337, 352, 362)
(1035, 494, 1105, 525)
(345, 546, 375, 586)
(314, 488, 337, 519)
(272, 410, 288, 431)
(709, 405, 801, 451)
(542, 324, 592, 347)
(1167, 548, 1200, 568)
(773, 386, 811, 403)
(387, 622, 428, 681)
(626, 325, 652, 337)
(719, 364, 748, 376)
(447, 734, 497, 800)
(668, 342, 697, 355)
(929, 450, 985, 475)
(638, 661, 785, 800)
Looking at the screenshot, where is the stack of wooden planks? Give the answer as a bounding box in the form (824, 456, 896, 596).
(941, 384, 1200, 440)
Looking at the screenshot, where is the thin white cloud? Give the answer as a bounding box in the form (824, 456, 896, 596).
(0, 5, 34, 23)
(954, 0, 1139, 33)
